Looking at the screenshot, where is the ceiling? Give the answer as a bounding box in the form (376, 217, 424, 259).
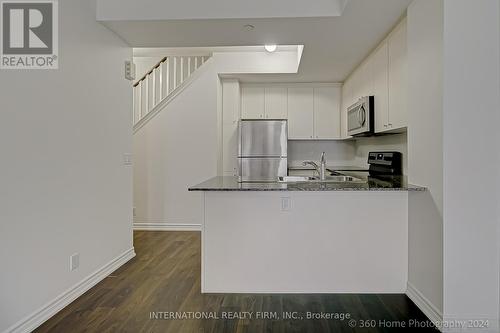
(100, 0, 411, 82)
(97, 0, 349, 20)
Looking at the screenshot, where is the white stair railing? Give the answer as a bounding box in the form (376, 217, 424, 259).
(133, 55, 211, 128)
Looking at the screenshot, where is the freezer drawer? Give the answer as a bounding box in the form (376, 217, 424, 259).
(238, 158, 287, 182)
(239, 120, 287, 157)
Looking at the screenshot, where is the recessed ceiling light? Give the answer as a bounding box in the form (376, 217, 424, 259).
(243, 24, 255, 31)
(265, 44, 277, 53)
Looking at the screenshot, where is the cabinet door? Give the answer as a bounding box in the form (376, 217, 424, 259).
(371, 41, 390, 133)
(349, 69, 361, 104)
(264, 87, 287, 119)
(388, 19, 408, 130)
(313, 87, 341, 139)
(241, 86, 265, 119)
(222, 80, 241, 175)
(357, 61, 371, 98)
(287, 87, 314, 139)
(341, 79, 353, 139)
(350, 63, 368, 104)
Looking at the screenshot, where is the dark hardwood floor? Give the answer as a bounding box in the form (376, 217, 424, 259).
(35, 231, 437, 333)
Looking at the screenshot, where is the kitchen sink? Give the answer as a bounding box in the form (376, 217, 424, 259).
(278, 176, 318, 182)
(278, 175, 365, 183)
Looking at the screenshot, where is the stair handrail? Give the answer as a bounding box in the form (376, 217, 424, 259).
(133, 57, 167, 87)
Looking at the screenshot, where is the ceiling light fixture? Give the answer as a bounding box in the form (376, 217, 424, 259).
(264, 44, 277, 53)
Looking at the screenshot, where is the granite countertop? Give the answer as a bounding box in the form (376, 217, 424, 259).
(189, 176, 426, 192)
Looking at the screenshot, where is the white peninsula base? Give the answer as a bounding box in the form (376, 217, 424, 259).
(201, 191, 408, 294)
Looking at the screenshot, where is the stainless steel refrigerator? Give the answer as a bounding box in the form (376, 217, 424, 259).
(238, 120, 288, 182)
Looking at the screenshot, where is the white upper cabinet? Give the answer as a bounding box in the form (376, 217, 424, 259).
(371, 41, 390, 133)
(348, 68, 362, 105)
(241, 86, 287, 119)
(241, 86, 265, 119)
(341, 79, 353, 139)
(357, 61, 371, 98)
(240, 84, 341, 140)
(341, 17, 407, 135)
(288, 87, 314, 139)
(222, 80, 241, 176)
(387, 18, 408, 131)
(264, 87, 288, 119)
(314, 87, 341, 139)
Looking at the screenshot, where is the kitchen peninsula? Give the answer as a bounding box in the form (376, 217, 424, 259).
(189, 172, 424, 294)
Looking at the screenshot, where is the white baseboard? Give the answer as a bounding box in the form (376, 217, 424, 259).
(4, 248, 136, 333)
(406, 282, 443, 331)
(133, 222, 201, 231)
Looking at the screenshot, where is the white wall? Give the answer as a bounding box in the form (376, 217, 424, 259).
(0, 1, 133, 331)
(353, 134, 408, 172)
(406, 0, 444, 320)
(133, 64, 218, 230)
(442, 0, 500, 330)
(133, 50, 300, 230)
(288, 141, 355, 167)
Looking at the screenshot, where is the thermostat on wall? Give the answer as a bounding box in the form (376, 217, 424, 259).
(124, 61, 136, 81)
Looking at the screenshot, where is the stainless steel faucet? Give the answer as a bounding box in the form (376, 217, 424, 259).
(303, 152, 327, 181)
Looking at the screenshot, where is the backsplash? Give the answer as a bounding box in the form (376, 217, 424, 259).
(288, 133, 408, 174)
(354, 133, 408, 174)
(288, 140, 356, 167)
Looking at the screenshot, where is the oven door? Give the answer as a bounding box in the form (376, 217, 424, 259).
(347, 101, 369, 136)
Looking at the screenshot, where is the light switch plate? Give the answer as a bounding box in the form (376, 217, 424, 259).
(70, 253, 79, 271)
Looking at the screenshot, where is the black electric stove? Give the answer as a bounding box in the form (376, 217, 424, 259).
(366, 152, 403, 188)
(368, 152, 402, 176)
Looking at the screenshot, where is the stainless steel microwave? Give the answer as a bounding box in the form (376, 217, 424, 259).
(347, 96, 374, 137)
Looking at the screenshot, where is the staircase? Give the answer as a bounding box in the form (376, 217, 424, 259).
(133, 55, 211, 132)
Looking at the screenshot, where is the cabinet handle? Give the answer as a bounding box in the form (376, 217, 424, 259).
(384, 124, 388, 127)
(388, 123, 393, 127)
